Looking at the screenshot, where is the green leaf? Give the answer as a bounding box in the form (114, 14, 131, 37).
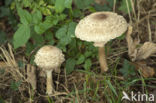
(48, 0, 55, 4)
(13, 24, 31, 49)
(83, 59, 92, 71)
(22, 0, 32, 7)
(34, 17, 56, 34)
(73, 9, 82, 18)
(10, 81, 21, 91)
(0, 31, 7, 44)
(55, 0, 65, 13)
(44, 31, 54, 41)
(58, 14, 67, 20)
(34, 23, 46, 35)
(68, 22, 77, 38)
(5, 0, 12, 6)
(56, 25, 68, 39)
(66, 58, 76, 74)
(32, 10, 42, 24)
(31, 32, 44, 46)
(0, 7, 11, 17)
(45, 31, 55, 44)
(56, 22, 77, 46)
(119, 59, 136, 77)
(64, 0, 72, 8)
(39, 0, 45, 6)
(40, 7, 51, 15)
(34, 15, 66, 34)
(25, 42, 35, 56)
(84, 51, 92, 58)
(76, 55, 85, 65)
(17, 8, 32, 25)
(74, 0, 94, 9)
(59, 35, 71, 45)
(119, 0, 132, 14)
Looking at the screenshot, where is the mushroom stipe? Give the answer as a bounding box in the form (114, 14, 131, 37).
(99, 47, 108, 72)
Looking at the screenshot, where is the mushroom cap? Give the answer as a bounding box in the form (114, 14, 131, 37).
(34, 45, 65, 71)
(75, 12, 128, 43)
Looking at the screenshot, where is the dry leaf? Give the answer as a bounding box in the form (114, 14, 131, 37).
(136, 42, 156, 60)
(0, 61, 7, 68)
(126, 26, 156, 78)
(126, 25, 156, 61)
(134, 61, 155, 78)
(26, 64, 37, 90)
(126, 25, 140, 61)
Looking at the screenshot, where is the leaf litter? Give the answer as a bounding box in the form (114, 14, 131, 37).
(126, 25, 156, 78)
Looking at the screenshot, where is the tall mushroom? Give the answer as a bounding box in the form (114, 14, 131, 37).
(34, 45, 65, 95)
(75, 12, 127, 72)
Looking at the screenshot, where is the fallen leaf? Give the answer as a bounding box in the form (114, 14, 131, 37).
(126, 25, 156, 61)
(133, 61, 155, 78)
(26, 64, 37, 90)
(126, 25, 140, 61)
(0, 61, 7, 68)
(136, 42, 156, 60)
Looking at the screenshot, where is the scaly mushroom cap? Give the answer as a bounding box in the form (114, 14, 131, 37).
(34, 45, 65, 71)
(75, 12, 128, 44)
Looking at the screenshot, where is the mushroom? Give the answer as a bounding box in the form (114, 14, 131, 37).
(75, 12, 127, 72)
(34, 45, 65, 95)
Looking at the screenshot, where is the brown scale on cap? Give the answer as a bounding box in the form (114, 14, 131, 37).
(93, 13, 108, 20)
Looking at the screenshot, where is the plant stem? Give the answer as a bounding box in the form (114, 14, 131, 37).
(98, 47, 108, 72)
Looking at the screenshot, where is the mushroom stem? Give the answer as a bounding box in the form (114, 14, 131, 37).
(46, 70, 55, 95)
(98, 47, 108, 72)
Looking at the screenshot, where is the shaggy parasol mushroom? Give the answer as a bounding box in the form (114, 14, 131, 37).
(75, 12, 127, 72)
(34, 45, 65, 95)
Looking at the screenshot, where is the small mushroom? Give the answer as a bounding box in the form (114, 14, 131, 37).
(34, 45, 65, 95)
(75, 12, 128, 72)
